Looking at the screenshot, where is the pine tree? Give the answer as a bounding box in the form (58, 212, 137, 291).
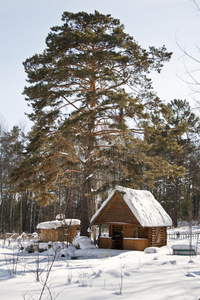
(167, 99, 200, 225)
(0, 126, 26, 232)
(151, 99, 200, 226)
(18, 11, 172, 235)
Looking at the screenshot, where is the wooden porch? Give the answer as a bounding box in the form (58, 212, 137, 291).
(99, 236, 149, 251)
(97, 223, 167, 251)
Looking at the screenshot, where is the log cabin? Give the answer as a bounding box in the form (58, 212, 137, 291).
(90, 186, 172, 251)
(37, 215, 81, 243)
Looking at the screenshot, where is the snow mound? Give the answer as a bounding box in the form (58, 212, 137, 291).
(59, 245, 76, 257)
(144, 247, 160, 254)
(73, 236, 96, 250)
(46, 244, 76, 257)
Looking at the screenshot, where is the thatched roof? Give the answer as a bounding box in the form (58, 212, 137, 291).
(91, 186, 172, 227)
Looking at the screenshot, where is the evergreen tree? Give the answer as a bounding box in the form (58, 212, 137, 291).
(17, 11, 172, 235)
(168, 99, 200, 224)
(0, 126, 26, 232)
(151, 99, 200, 226)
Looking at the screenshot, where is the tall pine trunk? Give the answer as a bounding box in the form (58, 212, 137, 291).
(173, 178, 179, 228)
(80, 186, 90, 236)
(80, 127, 94, 235)
(9, 194, 13, 232)
(0, 182, 4, 233)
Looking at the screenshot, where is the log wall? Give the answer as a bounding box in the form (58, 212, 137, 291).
(95, 194, 140, 225)
(148, 227, 167, 247)
(40, 225, 78, 243)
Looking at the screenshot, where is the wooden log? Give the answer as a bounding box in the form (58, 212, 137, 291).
(98, 237, 112, 248)
(123, 238, 148, 251)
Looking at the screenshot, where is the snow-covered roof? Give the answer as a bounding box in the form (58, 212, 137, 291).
(37, 219, 81, 230)
(91, 186, 172, 227)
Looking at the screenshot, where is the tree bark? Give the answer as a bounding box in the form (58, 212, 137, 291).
(173, 178, 179, 228)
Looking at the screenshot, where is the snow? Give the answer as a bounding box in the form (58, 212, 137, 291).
(37, 218, 81, 230)
(86, 174, 94, 180)
(171, 242, 200, 255)
(171, 244, 197, 251)
(73, 236, 97, 250)
(1, 226, 200, 299)
(59, 152, 69, 156)
(91, 186, 172, 227)
(55, 214, 65, 220)
(144, 247, 160, 254)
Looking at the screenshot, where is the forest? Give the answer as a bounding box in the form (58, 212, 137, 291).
(1, 11, 200, 235)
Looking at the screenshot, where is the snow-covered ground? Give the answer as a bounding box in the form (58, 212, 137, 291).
(1, 229, 200, 300)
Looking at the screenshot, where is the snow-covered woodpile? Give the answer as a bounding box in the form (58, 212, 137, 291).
(37, 215, 81, 243)
(91, 186, 172, 251)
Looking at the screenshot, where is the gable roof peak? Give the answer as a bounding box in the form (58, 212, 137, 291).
(91, 186, 172, 227)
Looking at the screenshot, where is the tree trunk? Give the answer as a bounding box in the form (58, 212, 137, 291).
(19, 197, 22, 233)
(80, 103, 95, 235)
(80, 192, 89, 236)
(9, 195, 13, 232)
(30, 198, 33, 232)
(0, 184, 4, 233)
(173, 178, 179, 228)
(22, 192, 29, 232)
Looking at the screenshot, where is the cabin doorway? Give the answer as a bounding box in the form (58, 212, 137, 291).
(112, 225, 123, 249)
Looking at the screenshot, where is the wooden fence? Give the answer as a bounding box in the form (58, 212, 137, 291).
(168, 232, 200, 240)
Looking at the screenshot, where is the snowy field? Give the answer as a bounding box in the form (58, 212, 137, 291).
(1, 229, 200, 300)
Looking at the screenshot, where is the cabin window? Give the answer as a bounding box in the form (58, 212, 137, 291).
(99, 224, 109, 237)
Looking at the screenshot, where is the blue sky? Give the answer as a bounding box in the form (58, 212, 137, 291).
(1, 0, 200, 131)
